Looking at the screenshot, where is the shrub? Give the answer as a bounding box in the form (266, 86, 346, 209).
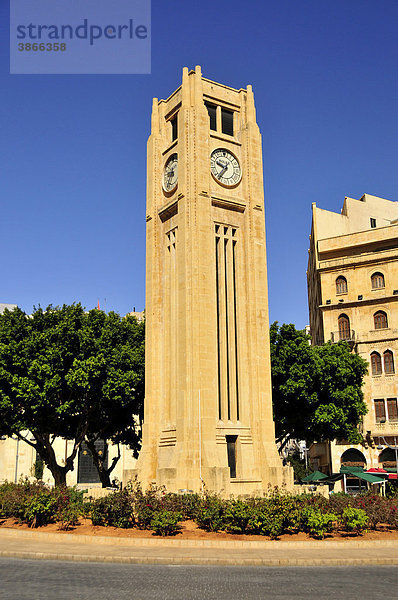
(127, 480, 164, 530)
(178, 493, 201, 519)
(341, 507, 368, 534)
(327, 492, 354, 516)
(248, 504, 285, 539)
(54, 487, 85, 530)
(301, 507, 337, 539)
(90, 497, 108, 526)
(248, 489, 308, 537)
(386, 482, 398, 499)
(354, 494, 391, 530)
(222, 500, 253, 534)
(299, 492, 328, 512)
(126, 479, 200, 527)
(24, 491, 57, 527)
(384, 499, 398, 528)
(31, 457, 44, 481)
(283, 499, 302, 532)
(0, 481, 26, 521)
(194, 495, 225, 532)
(80, 500, 93, 519)
(324, 491, 398, 531)
(106, 490, 134, 528)
(150, 510, 182, 536)
(135, 504, 156, 530)
(91, 490, 133, 528)
(0, 479, 45, 522)
(161, 492, 201, 520)
(56, 501, 81, 530)
(264, 489, 305, 533)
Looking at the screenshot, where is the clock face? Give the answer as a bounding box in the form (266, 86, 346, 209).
(210, 148, 241, 187)
(163, 153, 178, 192)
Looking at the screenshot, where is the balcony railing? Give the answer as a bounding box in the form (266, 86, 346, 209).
(382, 461, 397, 469)
(375, 423, 398, 434)
(330, 330, 356, 343)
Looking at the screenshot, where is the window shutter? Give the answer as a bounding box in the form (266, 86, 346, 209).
(374, 399, 386, 422)
(384, 351, 395, 374)
(387, 399, 398, 422)
(371, 352, 382, 375)
(374, 311, 388, 329)
(371, 273, 385, 289)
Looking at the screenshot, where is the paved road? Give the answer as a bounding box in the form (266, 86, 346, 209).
(0, 558, 397, 599)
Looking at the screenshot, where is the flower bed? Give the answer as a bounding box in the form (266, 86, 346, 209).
(1, 479, 397, 539)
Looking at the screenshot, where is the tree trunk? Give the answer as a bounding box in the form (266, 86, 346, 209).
(35, 438, 68, 487)
(29, 430, 86, 488)
(99, 468, 112, 488)
(51, 466, 68, 487)
(278, 434, 293, 453)
(86, 438, 121, 488)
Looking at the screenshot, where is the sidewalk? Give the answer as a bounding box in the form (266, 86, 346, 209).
(1, 528, 398, 566)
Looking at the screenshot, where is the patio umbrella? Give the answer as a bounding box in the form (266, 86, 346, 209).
(366, 468, 388, 474)
(301, 470, 328, 482)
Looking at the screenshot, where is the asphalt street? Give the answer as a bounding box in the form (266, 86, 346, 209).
(0, 558, 396, 599)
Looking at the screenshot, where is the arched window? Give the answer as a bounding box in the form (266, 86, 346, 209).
(374, 311, 388, 329)
(341, 448, 366, 468)
(336, 276, 348, 294)
(371, 352, 382, 375)
(371, 272, 385, 289)
(384, 351, 395, 374)
(379, 447, 396, 465)
(338, 314, 350, 340)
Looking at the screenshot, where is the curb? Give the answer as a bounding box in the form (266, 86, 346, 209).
(1, 528, 398, 567)
(1, 550, 398, 567)
(2, 528, 398, 550)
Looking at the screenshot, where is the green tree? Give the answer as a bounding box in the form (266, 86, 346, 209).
(270, 322, 368, 451)
(285, 450, 311, 482)
(68, 309, 145, 487)
(0, 304, 144, 487)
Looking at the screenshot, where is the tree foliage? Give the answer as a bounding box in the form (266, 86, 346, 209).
(285, 451, 312, 482)
(270, 322, 368, 449)
(0, 304, 144, 487)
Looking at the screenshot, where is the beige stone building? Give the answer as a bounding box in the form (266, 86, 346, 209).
(127, 309, 145, 322)
(307, 194, 398, 484)
(0, 436, 135, 488)
(131, 67, 292, 495)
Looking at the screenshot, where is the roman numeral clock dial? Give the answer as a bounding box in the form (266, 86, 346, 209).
(162, 153, 178, 193)
(210, 148, 241, 187)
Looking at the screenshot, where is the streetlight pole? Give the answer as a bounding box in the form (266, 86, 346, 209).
(14, 436, 20, 484)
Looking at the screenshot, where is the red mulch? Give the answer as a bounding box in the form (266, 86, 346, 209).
(1, 518, 398, 542)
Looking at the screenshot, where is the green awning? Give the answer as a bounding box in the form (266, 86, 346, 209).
(301, 470, 328, 482)
(340, 465, 364, 473)
(322, 473, 344, 483)
(343, 471, 385, 484)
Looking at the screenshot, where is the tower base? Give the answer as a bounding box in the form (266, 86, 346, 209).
(124, 430, 294, 497)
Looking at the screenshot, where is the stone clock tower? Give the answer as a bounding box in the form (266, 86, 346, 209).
(133, 66, 293, 495)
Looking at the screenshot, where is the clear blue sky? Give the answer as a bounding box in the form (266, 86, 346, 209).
(1, 0, 397, 327)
